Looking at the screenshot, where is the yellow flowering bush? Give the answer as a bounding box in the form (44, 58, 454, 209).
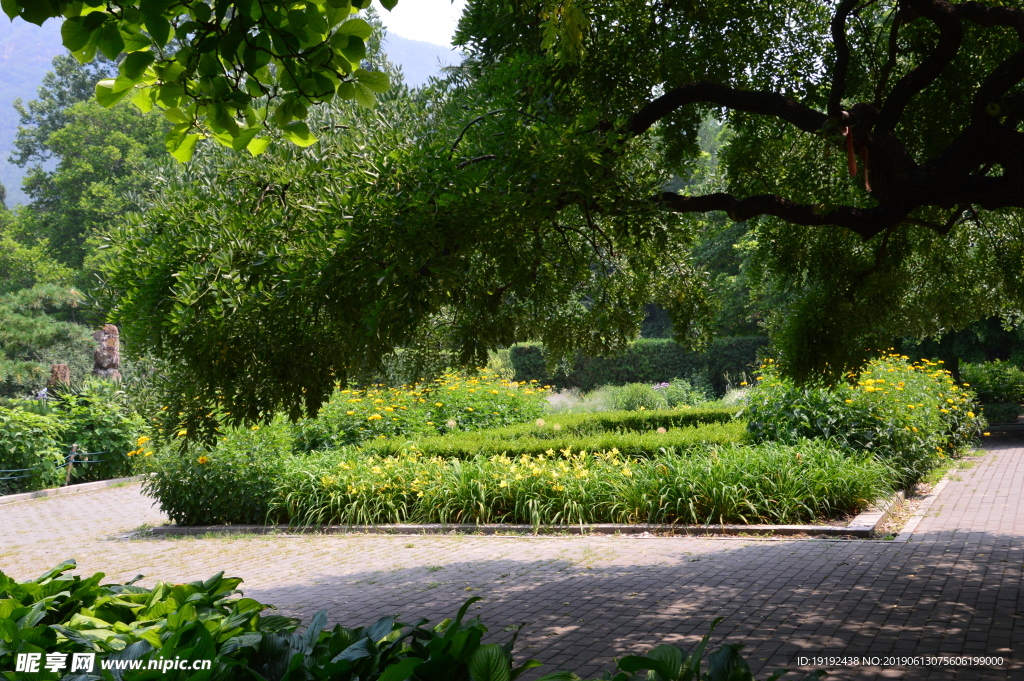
(744, 354, 984, 486)
(294, 371, 549, 450)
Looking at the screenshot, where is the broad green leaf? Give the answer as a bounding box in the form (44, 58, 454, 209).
(169, 134, 201, 163)
(95, 79, 131, 107)
(122, 51, 157, 81)
(354, 69, 390, 94)
(96, 21, 125, 60)
(246, 136, 271, 156)
(281, 120, 317, 147)
(469, 644, 512, 681)
(380, 0, 399, 9)
(144, 13, 171, 47)
(352, 82, 376, 109)
(231, 127, 262, 153)
(61, 16, 95, 51)
(335, 18, 372, 39)
(378, 657, 423, 681)
(131, 86, 156, 112)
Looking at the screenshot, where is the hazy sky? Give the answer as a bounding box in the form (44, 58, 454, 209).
(378, 0, 467, 46)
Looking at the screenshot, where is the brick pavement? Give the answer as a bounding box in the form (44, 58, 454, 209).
(2, 441, 1023, 680)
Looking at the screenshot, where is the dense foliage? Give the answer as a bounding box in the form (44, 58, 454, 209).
(744, 354, 984, 487)
(510, 338, 767, 395)
(0, 381, 141, 493)
(2, 1, 398, 157)
(0, 561, 822, 681)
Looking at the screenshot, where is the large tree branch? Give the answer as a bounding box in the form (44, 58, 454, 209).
(627, 82, 827, 137)
(829, 0, 862, 119)
(654, 191, 900, 240)
(971, 48, 1024, 123)
(955, 1, 1024, 41)
(877, 0, 963, 130)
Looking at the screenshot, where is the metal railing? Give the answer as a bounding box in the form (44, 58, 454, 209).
(0, 445, 111, 484)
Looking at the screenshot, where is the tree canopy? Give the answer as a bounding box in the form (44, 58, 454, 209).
(88, 0, 1024, 434)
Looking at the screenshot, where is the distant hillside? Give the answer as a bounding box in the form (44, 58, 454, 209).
(0, 22, 461, 207)
(0, 19, 65, 207)
(383, 33, 462, 86)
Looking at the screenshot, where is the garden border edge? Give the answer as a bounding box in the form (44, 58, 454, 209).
(0, 476, 145, 505)
(148, 492, 905, 539)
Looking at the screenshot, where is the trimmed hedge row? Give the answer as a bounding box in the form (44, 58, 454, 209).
(511, 337, 768, 395)
(362, 420, 748, 459)
(362, 405, 737, 446)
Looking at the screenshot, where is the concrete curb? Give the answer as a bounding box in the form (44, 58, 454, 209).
(893, 466, 960, 543)
(0, 476, 145, 505)
(150, 493, 903, 539)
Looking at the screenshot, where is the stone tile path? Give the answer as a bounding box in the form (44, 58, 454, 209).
(2, 439, 1023, 680)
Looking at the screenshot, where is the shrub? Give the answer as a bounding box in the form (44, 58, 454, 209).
(960, 360, 1024, 404)
(744, 354, 984, 486)
(0, 407, 65, 494)
(294, 371, 548, 451)
(270, 440, 891, 527)
(611, 382, 668, 411)
(52, 380, 143, 484)
(657, 377, 712, 407)
(1, 561, 822, 681)
(140, 419, 293, 525)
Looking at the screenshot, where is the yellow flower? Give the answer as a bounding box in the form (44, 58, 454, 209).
(435, 402, 443, 407)
(967, 411, 975, 418)
(251, 425, 260, 430)
(177, 429, 188, 437)
(346, 411, 355, 415)
(136, 436, 151, 447)
(467, 407, 474, 411)
(197, 456, 209, 464)
(983, 432, 991, 436)
(384, 407, 394, 412)
(740, 382, 748, 386)
(368, 414, 383, 420)
(844, 399, 853, 403)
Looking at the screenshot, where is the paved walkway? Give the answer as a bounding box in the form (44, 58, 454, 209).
(2, 439, 1023, 680)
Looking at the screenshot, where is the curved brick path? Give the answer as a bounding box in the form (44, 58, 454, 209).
(2, 439, 1023, 680)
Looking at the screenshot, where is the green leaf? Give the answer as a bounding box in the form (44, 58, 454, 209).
(380, 0, 399, 10)
(96, 22, 126, 60)
(95, 79, 131, 107)
(246, 136, 271, 156)
(378, 657, 424, 681)
(121, 52, 156, 80)
(231, 127, 262, 152)
(354, 69, 390, 94)
(0, 0, 18, 21)
(131, 86, 156, 112)
(469, 644, 512, 681)
(335, 18, 372, 39)
(145, 14, 171, 47)
(61, 17, 96, 52)
(169, 134, 201, 163)
(352, 82, 376, 108)
(281, 121, 317, 147)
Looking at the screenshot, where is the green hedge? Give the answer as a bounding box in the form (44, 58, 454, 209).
(363, 421, 747, 459)
(511, 337, 768, 395)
